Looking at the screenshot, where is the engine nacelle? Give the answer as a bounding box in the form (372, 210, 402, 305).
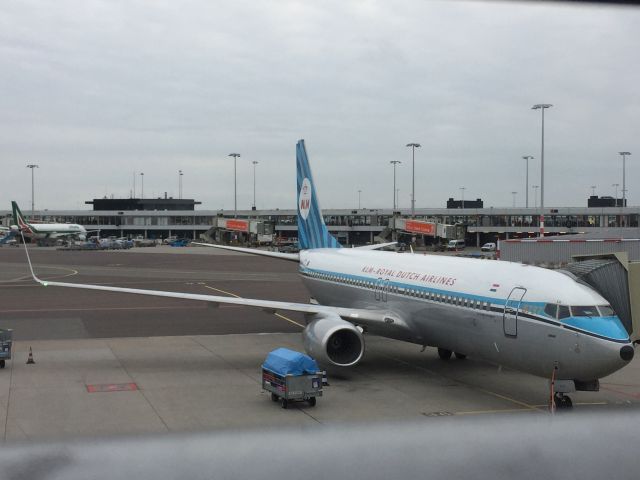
(302, 314, 365, 367)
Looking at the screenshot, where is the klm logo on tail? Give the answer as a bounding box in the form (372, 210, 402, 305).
(296, 140, 341, 250)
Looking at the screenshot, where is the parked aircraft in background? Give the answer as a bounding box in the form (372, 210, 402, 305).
(11, 201, 88, 241)
(22, 140, 636, 409)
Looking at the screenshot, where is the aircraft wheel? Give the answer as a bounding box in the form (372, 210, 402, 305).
(454, 352, 467, 360)
(271, 393, 279, 402)
(437, 348, 452, 360)
(281, 398, 288, 409)
(308, 397, 317, 407)
(553, 393, 573, 410)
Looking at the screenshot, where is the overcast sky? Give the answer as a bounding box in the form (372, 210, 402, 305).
(1, 0, 638, 212)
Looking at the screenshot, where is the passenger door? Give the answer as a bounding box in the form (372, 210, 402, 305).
(503, 287, 526, 337)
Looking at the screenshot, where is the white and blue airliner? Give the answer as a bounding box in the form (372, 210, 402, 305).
(24, 140, 636, 409)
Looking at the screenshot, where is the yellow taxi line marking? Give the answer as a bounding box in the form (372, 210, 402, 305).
(202, 285, 304, 327)
(455, 408, 533, 415)
(477, 388, 543, 412)
(274, 312, 304, 328)
(202, 285, 241, 298)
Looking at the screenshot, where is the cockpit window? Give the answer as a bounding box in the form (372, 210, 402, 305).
(544, 303, 558, 319)
(571, 306, 598, 317)
(558, 305, 570, 319)
(597, 305, 615, 317)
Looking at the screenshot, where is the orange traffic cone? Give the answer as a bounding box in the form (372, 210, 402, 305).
(26, 347, 35, 365)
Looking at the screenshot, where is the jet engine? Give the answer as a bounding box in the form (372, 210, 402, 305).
(302, 313, 365, 367)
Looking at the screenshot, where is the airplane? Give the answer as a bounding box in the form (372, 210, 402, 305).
(11, 201, 88, 241)
(22, 140, 636, 409)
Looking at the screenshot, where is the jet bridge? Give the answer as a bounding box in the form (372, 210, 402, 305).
(560, 253, 640, 342)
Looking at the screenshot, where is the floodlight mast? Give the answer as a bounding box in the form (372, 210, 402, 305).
(26, 164, 39, 213)
(532, 103, 552, 236)
(522, 156, 534, 208)
(228, 153, 241, 217)
(619, 152, 631, 204)
(406, 143, 421, 217)
(390, 161, 401, 210)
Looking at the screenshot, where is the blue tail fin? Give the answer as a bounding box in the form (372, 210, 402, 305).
(296, 140, 341, 250)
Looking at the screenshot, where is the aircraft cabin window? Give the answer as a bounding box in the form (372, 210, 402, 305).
(544, 303, 558, 319)
(558, 305, 570, 319)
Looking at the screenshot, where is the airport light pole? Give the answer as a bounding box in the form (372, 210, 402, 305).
(532, 185, 539, 209)
(358, 190, 362, 209)
(460, 187, 466, 209)
(228, 153, 240, 217)
(619, 152, 631, 205)
(390, 161, 401, 210)
(532, 104, 552, 236)
(26, 164, 39, 213)
(511, 191, 517, 208)
(396, 189, 400, 210)
(406, 143, 421, 217)
(252, 161, 258, 209)
(591, 185, 596, 197)
(179, 170, 183, 199)
(613, 183, 620, 205)
(140, 172, 144, 199)
(522, 156, 534, 208)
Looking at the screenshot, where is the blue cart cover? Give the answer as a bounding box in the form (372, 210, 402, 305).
(262, 348, 319, 376)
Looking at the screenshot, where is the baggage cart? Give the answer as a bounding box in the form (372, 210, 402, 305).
(262, 348, 323, 409)
(0, 329, 13, 368)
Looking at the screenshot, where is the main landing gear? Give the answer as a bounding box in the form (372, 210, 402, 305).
(553, 392, 573, 410)
(437, 348, 467, 360)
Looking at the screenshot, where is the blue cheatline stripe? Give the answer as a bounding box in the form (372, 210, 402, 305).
(298, 265, 630, 342)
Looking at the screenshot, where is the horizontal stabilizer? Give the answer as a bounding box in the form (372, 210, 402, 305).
(192, 243, 299, 262)
(354, 242, 397, 251)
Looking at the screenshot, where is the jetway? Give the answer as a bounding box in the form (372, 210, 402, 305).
(561, 253, 640, 342)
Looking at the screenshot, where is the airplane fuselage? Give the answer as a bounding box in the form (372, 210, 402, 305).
(299, 249, 632, 382)
(13, 223, 87, 239)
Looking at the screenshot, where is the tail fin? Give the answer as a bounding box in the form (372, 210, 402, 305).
(296, 140, 341, 250)
(11, 201, 31, 232)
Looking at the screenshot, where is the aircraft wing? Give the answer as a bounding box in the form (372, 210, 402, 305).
(32, 277, 389, 326)
(191, 242, 299, 261)
(22, 236, 397, 328)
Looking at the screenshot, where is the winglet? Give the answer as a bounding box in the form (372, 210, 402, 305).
(20, 231, 46, 286)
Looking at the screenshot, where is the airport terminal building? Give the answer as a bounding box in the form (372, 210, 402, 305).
(2, 196, 639, 247)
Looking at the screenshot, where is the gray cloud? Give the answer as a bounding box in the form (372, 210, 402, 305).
(1, 0, 638, 211)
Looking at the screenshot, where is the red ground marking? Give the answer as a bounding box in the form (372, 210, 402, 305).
(86, 383, 138, 393)
(600, 385, 640, 399)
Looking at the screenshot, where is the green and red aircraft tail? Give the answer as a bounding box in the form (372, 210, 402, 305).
(11, 201, 36, 234)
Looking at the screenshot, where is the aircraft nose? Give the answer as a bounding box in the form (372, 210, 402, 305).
(620, 346, 634, 362)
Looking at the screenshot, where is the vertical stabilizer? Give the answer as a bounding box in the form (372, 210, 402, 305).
(11, 201, 33, 233)
(296, 140, 341, 250)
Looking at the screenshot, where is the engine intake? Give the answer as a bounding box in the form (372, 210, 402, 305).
(303, 314, 365, 367)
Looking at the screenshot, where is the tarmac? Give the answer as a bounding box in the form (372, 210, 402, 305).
(0, 245, 639, 442)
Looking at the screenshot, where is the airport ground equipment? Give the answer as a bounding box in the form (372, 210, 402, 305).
(0, 329, 13, 368)
(262, 348, 323, 409)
